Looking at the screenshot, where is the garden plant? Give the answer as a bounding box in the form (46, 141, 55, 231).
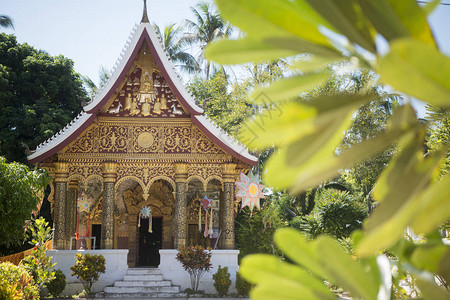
(70, 253, 105, 295)
(176, 245, 212, 291)
(212, 265, 231, 297)
(20, 217, 55, 292)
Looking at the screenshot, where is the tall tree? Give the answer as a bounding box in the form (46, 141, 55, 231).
(155, 23, 200, 74)
(184, 1, 231, 79)
(0, 15, 13, 29)
(0, 33, 86, 163)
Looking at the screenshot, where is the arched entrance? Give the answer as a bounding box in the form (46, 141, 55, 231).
(117, 178, 174, 267)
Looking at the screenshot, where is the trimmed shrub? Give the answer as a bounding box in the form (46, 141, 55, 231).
(70, 253, 105, 294)
(47, 269, 66, 297)
(236, 270, 252, 297)
(212, 265, 231, 297)
(176, 245, 212, 291)
(0, 262, 39, 300)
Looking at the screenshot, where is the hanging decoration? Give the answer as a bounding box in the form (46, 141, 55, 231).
(235, 171, 265, 213)
(76, 191, 93, 239)
(199, 196, 213, 237)
(138, 206, 152, 233)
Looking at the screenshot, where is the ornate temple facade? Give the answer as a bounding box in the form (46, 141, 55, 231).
(28, 5, 256, 268)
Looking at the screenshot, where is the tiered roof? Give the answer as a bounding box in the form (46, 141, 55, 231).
(28, 7, 257, 166)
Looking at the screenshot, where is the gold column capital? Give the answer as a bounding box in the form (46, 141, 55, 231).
(68, 180, 79, 190)
(102, 161, 118, 183)
(222, 163, 236, 183)
(174, 162, 188, 182)
(54, 162, 70, 182)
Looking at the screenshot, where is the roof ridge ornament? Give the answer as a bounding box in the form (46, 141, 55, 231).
(141, 0, 150, 23)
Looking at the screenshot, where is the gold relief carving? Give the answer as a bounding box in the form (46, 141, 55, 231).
(99, 126, 127, 152)
(165, 127, 191, 152)
(133, 127, 158, 153)
(68, 164, 102, 180)
(188, 164, 222, 180)
(192, 127, 224, 154)
(64, 126, 95, 153)
(90, 197, 103, 224)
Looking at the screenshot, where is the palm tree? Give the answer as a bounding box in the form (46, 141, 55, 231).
(183, 1, 231, 79)
(154, 23, 200, 74)
(0, 15, 14, 29)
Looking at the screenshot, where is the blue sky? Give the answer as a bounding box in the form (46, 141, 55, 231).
(1, 0, 450, 92)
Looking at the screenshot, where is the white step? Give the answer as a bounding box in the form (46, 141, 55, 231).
(126, 268, 161, 275)
(122, 274, 164, 281)
(98, 292, 187, 298)
(104, 286, 180, 293)
(114, 280, 171, 287)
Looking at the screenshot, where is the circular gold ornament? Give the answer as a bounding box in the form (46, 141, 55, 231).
(137, 132, 154, 148)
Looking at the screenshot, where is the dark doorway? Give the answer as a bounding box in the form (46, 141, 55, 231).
(92, 224, 101, 250)
(138, 217, 162, 266)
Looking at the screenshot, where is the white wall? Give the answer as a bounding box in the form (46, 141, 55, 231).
(159, 249, 240, 294)
(47, 249, 128, 295)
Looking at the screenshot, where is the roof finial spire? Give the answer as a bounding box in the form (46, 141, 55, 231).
(141, 0, 150, 23)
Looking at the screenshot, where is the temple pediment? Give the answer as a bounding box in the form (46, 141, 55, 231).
(28, 21, 257, 165)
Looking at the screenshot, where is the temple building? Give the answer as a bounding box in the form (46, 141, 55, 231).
(27, 0, 256, 276)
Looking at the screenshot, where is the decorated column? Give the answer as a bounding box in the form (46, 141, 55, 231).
(65, 180, 78, 249)
(101, 162, 117, 249)
(174, 163, 188, 249)
(53, 162, 70, 250)
(220, 163, 236, 249)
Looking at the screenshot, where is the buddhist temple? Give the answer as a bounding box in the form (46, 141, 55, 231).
(27, 2, 256, 291)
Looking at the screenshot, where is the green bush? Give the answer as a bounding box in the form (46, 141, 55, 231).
(70, 253, 105, 294)
(21, 217, 56, 291)
(297, 189, 367, 239)
(46, 269, 66, 297)
(212, 265, 231, 297)
(235, 271, 252, 297)
(0, 262, 39, 300)
(176, 245, 212, 291)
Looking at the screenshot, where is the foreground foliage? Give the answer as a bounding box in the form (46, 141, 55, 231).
(0, 157, 51, 252)
(70, 253, 105, 294)
(206, 0, 450, 298)
(20, 217, 55, 292)
(0, 262, 39, 300)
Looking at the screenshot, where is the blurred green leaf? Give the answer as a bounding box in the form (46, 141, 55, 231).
(239, 102, 317, 149)
(240, 254, 335, 300)
(263, 36, 341, 58)
(378, 39, 450, 108)
(357, 137, 445, 257)
(251, 72, 331, 103)
(305, 0, 376, 52)
(315, 236, 379, 300)
(290, 55, 344, 73)
(358, 0, 435, 45)
(410, 174, 450, 234)
(215, 0, 331, 45)
(411, 245, 448, 273)
(416, 278, 450, 300)
(274, 228, 326, 276)
(205, 38, 298, 65)
(421, 0, 441, 16)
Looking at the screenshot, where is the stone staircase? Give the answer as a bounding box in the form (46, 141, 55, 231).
(96, 268, 187, 298)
